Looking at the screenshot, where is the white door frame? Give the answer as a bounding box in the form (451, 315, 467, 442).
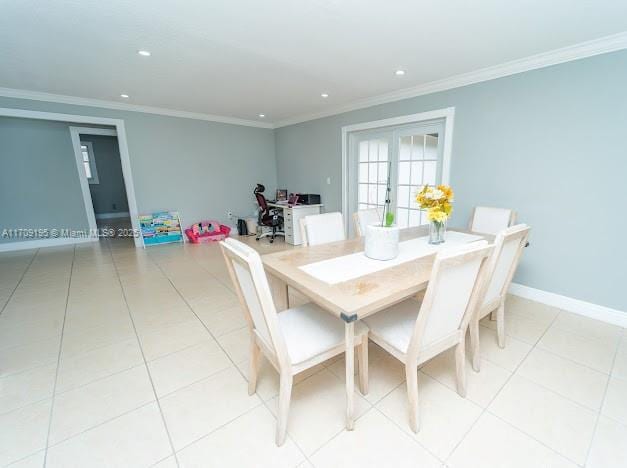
(341, 107, 455, 233)
(0, 107, 142, 248)
(70, 126, 121, 236)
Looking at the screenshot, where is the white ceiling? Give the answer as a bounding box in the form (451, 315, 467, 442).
(1, 0, 626, 126)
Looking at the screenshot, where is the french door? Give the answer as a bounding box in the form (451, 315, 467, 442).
(347, 120, 445, 235)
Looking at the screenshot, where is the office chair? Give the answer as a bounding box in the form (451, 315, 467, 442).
(254, 184, 285, 243)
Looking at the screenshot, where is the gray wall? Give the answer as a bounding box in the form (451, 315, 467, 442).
(0, 117, 89, 242)
(275, 50, 627, 312)
(85, 135, 129, 215)
(0, 99, 277, 243)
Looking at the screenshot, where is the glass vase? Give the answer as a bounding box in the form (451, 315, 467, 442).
(429, 220, 446, 245)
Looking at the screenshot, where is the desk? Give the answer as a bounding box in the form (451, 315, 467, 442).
(261, 225, 489, 430)
(267, 203, 323, 245)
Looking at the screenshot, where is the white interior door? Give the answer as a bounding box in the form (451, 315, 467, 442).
(347, 120, 445, 236)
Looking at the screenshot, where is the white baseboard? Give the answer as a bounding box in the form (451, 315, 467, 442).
(509, 282, 627, 328)
(0, 237, 96, 253)
(95, 212, 130, 220)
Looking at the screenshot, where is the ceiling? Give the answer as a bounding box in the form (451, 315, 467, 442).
(1, 0, 626, 126)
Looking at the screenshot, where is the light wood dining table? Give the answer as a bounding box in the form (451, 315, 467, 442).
(260, 225, 491, 430)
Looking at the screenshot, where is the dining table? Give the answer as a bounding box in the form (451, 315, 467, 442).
(260, 225, 491, 430)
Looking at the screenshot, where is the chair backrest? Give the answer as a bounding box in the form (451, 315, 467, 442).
(482, 224, 530, 307)
(408, 241, 493, 359)
(300, 212, 346, 247)
(220, 238, 289, 368)
(255, 192, 268, 214)
(353, 207, 383, 238)
(469, 206, 516, 235)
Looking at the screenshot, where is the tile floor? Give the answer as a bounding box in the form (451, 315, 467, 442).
(0, 233, 625, 467)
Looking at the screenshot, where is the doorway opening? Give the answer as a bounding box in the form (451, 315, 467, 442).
(70, 127, 132, 243)
(342, 108, 455, 236)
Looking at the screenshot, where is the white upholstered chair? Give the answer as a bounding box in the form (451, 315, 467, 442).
(469, 224, 530, 368)
(468, 206, 516, 235)
(352, 207, 383, 238)
(220, 238, 369, 445)
(299, 212, 346, 247)
(363, 241, 493, 433)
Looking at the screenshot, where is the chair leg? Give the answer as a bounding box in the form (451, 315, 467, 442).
(405, 364, 419, 433)
(496, 302, 506, 349)
(357, 335, 369, 396)
(455, 339, 467, 397)
(248, 338, 262, 395)
(469, 318, 481, 372)
(276, 372, 293, 446)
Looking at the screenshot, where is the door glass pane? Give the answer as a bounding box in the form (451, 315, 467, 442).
(397, 208, 409, 228)
(359, 163, 368, 183)
(399, 136, 411, 161)
(397, 186, 410, 208)
(83, 162, 92, 178)
(410, 162, 423, 185)
(411, 135, 424, 160)
(425, 135, 438, 159)
(377, 162, 388, 184)
(398, 161, 410, 185)
(378, 140, 388, 161)
(359, 141, 369, 162)
(359, 184, 368, 204)
(377, 185, 386, 205)
(368, 185, 377, 204)
(368, 163, 377, 183)
(369, 141, 378, 161)
(423, 161, 437, 186)
(410, 193, 421, 210)
(82, 151, 89, 162)
(409, 209, 421, 227)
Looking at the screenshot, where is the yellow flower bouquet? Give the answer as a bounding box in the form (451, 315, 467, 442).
(416, 185, 454, 244)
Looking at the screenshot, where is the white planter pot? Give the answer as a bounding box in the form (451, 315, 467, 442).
(364, 224, 400, 261)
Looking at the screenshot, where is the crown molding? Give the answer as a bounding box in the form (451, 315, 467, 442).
(274, 31, 627, 128)
(0, 87, 274, 129)
(2, 32, 625, 130)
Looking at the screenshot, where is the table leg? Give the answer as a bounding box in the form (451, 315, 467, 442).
(345, 320, 355, 431)
(268, 274, 289, 311)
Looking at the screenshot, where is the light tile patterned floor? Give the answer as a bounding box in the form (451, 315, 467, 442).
(0, 233, 625, 467)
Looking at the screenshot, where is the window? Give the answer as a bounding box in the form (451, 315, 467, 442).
(80, 141, 99, 184)
(395, 134, 438, 228)
(357, 139, 389, 211)
(352, 123, 444, 229)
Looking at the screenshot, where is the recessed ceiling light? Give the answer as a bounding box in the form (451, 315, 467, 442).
(395, 69, 406, 76)
(120, 94, 129, 99)
(321, 93, 329, 98)
(137, 50, 151, 57)
(258, 114, 265, 118)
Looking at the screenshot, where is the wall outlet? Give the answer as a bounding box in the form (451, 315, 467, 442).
(326, 177, 331, 185)
(227, 211, 233, 220)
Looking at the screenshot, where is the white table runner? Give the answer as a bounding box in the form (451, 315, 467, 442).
(299, 231, 484, 285)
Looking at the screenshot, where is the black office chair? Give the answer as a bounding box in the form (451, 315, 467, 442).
(254, 184, 285, 243)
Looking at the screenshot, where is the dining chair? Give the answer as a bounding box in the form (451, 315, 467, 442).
(469, 224, 530, 369)
(363, 241, 493, 433)
(468, 206, 516, 235)
(220, 238, 369, 445)
(352, 207, 383, 238)
(299, 212, 346, 247)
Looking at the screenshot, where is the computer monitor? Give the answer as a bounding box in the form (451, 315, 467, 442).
(276, 189, 287, 201)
